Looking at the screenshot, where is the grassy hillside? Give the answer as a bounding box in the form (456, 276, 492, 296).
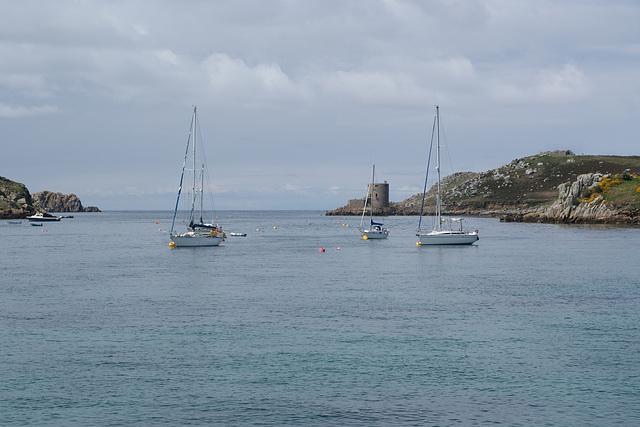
(393, 152, 640, 215)
(0, 176, 34, 218)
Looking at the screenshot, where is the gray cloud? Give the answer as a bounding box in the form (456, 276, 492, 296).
(1, 0, 639, 209)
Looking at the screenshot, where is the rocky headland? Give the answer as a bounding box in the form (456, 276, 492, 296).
(327, 151, 640, 225)
(31, 190, 101, 213)
(0, 176, 100, 219)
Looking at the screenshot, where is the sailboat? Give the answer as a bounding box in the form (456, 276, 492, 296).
(169, 106, 225, 247)
(358, 164, 389, 240)
(417, 106, 478, 245)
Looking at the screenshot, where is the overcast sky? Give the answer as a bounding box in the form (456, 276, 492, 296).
(2, 0, 639, 210)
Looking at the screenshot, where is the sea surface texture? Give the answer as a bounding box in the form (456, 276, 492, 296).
(2, 211, 639, 426)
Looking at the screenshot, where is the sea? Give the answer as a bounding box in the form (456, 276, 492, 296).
(1, 210, 639, 426)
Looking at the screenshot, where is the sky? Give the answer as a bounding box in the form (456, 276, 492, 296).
(1, 0, 639, 210)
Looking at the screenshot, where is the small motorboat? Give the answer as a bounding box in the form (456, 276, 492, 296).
(229, 232, 247, 237)
(26, 212, 61, 222)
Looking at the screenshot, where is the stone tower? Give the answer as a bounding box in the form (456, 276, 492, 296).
(367, 181, 389, 213)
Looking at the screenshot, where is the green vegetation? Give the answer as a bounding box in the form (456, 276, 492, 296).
(440, 153, 640, 211)
(0, 176, 33, 217)
(581, 173, 640, 210)
(0, 176, 29, 195)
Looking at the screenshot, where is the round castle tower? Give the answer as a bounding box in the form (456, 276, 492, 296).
(367, 181, 389, 209)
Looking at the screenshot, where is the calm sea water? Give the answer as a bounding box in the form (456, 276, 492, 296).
(1, 211, 639, 426)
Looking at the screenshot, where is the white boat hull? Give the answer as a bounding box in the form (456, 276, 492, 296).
(360, 229, 389, 239)
(170, 233, 224, 247)
(418, 231, 478, 245)
(26, 214, 60, 222)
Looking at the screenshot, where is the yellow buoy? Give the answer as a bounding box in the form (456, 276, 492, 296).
(416, 241, 421, 246)
(273, 226, 277, 229)
(169, 241, 176, 248)
(362, 235, 368, 240)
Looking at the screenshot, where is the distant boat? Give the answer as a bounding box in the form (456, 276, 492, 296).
(169, 106, 225, 247)
(229, 232, 247, 237)
(358, 164, 389, 240)
(417, 106, 478, 246)
(7, 221, 22, 224)
(26, 212, 61, 222)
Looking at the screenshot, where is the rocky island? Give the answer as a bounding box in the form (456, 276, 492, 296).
(327, 151, 640, 225)
(0, 176, 100, 219)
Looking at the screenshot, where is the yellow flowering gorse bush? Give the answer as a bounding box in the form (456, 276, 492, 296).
(582, 173, 640, 203)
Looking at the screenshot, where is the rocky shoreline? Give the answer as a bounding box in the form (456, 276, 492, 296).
(31, 191, 101, 213)
(327, 151, 640, 226)
(0, 176, 100, 219)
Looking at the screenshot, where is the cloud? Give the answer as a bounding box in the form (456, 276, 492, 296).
(203, 53, 311, 107)
(489, 63, 593, 104)
(0, 103, 59, 118)
(1, 0, 639, 210)
(0, 74, 54, 99)
(320, 70, 421, 106)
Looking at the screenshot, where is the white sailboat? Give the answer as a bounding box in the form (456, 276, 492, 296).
(417, 106, 478, 246)
(358, 164, 389, 240)
(170, 106, 225, 247)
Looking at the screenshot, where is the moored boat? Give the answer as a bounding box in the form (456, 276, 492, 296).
(417, 106, 478, 246)
(358, 164, 389, 240)
(169, 106, 225, 248)
(26, 212, 61, 222)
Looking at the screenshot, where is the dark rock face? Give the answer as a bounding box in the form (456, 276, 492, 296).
(0, 176, 36, 218)
(31, 191, 101, 213)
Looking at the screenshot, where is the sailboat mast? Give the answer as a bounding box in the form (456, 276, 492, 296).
(199, 164, 205, 224)
(189, 106, 198, 225)
(435, 105, 441, 231)
(170, 108, 195, 235)
(370, 164, 375, 224)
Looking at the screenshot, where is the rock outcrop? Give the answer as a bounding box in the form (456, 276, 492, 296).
(0, 177, 101, 218)
(0, 176, 36, 219)
(31, 191, 101, 213)
(500, 173, 633, 224)
(327, 151, 640, 224)
(542, 173, 616, 221)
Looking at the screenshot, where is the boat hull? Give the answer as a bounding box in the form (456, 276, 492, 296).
(26, 216, 60, 222)
(418, 231, 478, 245)
(170, 233, 224, 247)
(360, 229, 389, 239)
